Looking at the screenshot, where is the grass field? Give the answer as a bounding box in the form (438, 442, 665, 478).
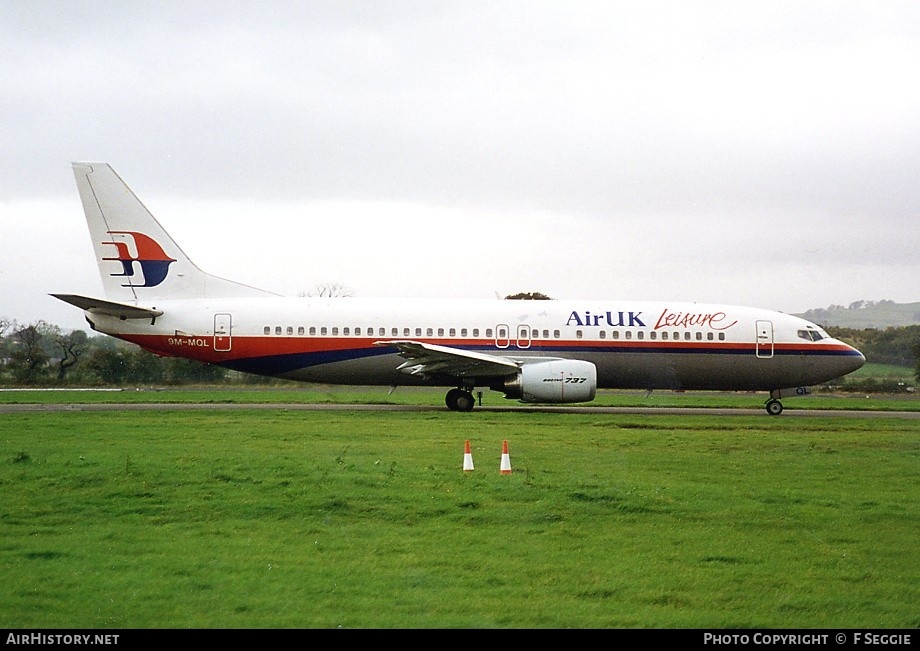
(1, 389, 918, 629)
(0, 385, 918, 411)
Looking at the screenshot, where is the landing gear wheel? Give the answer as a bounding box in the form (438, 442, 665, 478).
(766, 399, 783, 416)
(446, 388, 475, 412)
(455, 391, 475, 412)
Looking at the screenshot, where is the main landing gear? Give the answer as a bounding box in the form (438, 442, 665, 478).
(765, 398, 783, 416)
(446, 388, 475, 412)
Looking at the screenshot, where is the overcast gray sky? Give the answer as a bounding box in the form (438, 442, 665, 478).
(2, 1, 918, 332)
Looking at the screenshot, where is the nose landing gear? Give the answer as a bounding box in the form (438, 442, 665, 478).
(765, 398, 783, 415)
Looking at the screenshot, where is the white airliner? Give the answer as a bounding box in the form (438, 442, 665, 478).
(53, 162, 865, 415)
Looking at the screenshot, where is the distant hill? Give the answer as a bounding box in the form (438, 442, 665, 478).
(794, 300, 920, 329)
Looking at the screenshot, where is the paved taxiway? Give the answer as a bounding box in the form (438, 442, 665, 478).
(1, 403, 918, 418)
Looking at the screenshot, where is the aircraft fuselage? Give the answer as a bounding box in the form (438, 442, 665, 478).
(87, 296, 864, 393)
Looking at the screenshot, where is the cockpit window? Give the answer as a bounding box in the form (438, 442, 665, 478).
(797, 328, 825, 342)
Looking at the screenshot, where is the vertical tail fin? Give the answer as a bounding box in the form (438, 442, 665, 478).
(71, 162, 274, 302)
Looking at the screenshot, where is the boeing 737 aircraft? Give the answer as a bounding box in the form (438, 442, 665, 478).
(53, 162, 865, 414)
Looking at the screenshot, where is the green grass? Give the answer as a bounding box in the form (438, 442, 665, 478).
(1, 385, 918, 411)
(851, 363, 916, 380)
(1, 405, 917, 628)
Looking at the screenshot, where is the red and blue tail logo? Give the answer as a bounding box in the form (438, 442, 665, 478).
(102, 231, 176, 287)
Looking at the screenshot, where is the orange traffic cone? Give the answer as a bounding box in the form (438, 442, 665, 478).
(463, 439, 475, 472)
(500, 440, 512, 475)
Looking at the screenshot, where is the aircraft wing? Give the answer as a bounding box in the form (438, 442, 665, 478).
(50, 294, 164, 320)
(374, 340, 522, 378)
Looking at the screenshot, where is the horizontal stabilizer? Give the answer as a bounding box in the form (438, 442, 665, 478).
(50, 294, 164, 320)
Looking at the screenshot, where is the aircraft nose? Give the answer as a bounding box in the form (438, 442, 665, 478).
(841, 343, 866, 374)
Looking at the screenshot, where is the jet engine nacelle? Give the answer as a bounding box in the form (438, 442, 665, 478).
(503, 359, 597, 404)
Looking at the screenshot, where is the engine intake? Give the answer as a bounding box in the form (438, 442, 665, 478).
(503, 359, 597, 404)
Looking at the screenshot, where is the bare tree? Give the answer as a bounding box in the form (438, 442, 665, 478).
(304, 282, 355, 298)
(54, 329, 90, 383)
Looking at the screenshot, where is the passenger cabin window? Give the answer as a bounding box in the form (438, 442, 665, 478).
(275, 326, 282, 335)
(343, 327, 350, 336)
(599, 331, 606, 339)
(298, 326, 305, 335)
(321, 327, 328, 336)
(625, 331, 632, 340)
(309, 326, 316, 336)
(264, 326, 270, 335)
(576, 330, 583, 339)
